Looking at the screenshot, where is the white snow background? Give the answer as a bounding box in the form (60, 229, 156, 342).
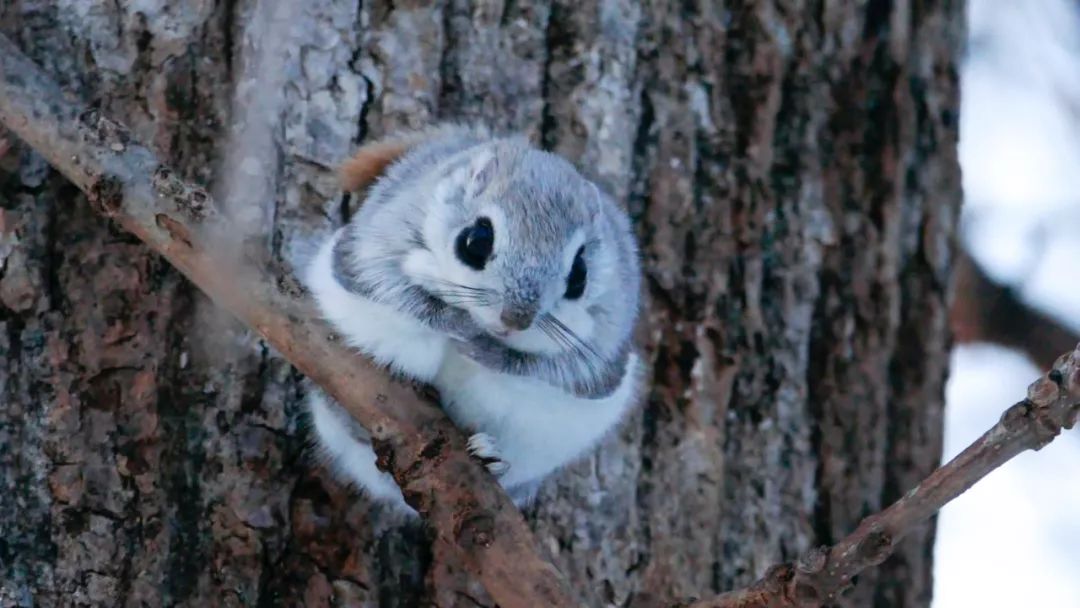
(933, 1, 1080, 606)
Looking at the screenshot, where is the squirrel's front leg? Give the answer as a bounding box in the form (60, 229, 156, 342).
(453, 334, 627, 399)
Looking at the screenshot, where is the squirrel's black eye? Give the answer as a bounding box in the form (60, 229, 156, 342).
(564, 246, 587, 300)
(455, 217, 494, 270)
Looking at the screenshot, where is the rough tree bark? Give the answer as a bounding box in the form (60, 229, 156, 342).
(0, 2, 963, 608)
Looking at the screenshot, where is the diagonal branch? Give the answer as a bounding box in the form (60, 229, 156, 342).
(683, 344, 1080, 607)
(0, 33, 576, 608)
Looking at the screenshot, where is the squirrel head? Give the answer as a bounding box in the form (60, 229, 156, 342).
(402, 137, 635, 355)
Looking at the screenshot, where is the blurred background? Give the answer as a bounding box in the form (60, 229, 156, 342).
(936, 0, 1080, 606)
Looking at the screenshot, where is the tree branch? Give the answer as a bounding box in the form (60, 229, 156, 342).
(0, 34, 576, 608)
(951, 249, 1080, 369)
(684, 344, 1080, 607)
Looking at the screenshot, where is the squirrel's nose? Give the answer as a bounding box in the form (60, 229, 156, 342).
(500, 307, 536, 331)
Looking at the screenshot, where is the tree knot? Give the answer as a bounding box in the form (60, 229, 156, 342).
(155, 214, 193, 248)
(151, 164, 215, 222)
(87, 175, 123, 216)
(855, 529, 893, 566)
(456, 512, 496, 549)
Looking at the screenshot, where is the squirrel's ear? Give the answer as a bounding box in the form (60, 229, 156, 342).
(467, 151, 498, 198)
(338, 135, 422, 192)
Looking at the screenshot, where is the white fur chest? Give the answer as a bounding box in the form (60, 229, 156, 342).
(433, 351, 642, 488)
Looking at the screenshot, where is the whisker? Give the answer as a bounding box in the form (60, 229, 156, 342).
(547, 315, 604, 361)
(420, 276, 498, 297)
(540, 314, 606, 381)
(539, 316, 577, 350)
(414, 274, 499, 308)
(427, 288, 488, 298)
(424, 277, 492, 294)
(428, 291, 493, 306)
(538, 317, 576, 353)
(554, 329, 604, 382)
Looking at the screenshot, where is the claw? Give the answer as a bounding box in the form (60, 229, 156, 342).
(467, 432, 509, 477)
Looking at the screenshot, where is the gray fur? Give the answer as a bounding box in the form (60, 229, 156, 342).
(332, 235, 478, 338)
(334, 124, 642, 399)
(455, 332, 632, 399)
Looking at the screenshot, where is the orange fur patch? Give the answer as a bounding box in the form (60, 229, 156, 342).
(337, 139, 417, 192)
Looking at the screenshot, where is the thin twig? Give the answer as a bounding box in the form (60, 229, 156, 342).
(0, 33, 576, 608)
(683, 344, 1080, 607)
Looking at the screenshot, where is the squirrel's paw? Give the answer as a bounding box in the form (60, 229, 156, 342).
(467, 432, 510, 477)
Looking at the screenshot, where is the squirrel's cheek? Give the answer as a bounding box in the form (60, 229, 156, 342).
(554, 305, 597, 343)
(401, 249, 440, 284)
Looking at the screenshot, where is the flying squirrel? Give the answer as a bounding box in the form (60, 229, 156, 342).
(304, 124, 644, 512)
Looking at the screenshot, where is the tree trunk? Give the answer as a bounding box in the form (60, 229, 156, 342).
(0, 2, 963, 607)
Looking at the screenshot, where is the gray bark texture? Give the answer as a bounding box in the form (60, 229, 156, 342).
(0, 1, 963, 607)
